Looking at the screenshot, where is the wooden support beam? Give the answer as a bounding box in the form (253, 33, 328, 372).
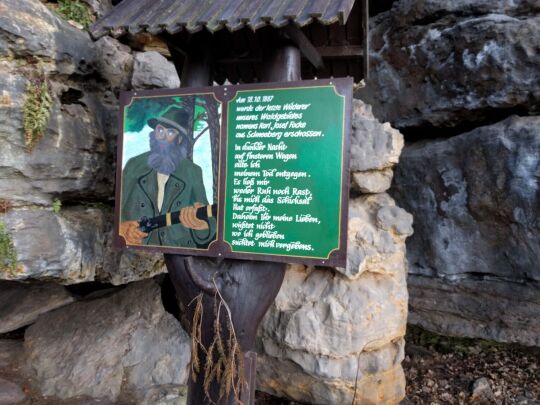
(282, 24, 324, 70)
(362, 0, 370, 80)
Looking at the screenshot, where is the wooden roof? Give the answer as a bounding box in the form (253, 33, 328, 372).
(91, 0, 369, 83)
(91, 0, 357, 38)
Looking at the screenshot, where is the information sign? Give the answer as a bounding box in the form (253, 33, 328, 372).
(115, 78, 352, 266)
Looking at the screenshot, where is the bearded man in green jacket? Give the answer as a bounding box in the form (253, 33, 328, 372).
(119, 106, 216, 249)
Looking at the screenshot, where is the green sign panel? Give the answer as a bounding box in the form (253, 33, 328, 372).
(116, 78, 352, 266)
(224, 86, 346, 262)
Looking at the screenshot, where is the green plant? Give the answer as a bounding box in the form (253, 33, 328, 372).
(23, 75, 53, 152)
(52, 198, 62, 213)
(57, 0, 94, 29)
(0, 222, 19, 277)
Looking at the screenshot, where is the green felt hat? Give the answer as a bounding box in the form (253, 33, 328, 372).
(148, 105, 190, 140)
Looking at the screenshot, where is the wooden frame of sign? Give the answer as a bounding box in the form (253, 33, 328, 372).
(115, 77, 352, 267)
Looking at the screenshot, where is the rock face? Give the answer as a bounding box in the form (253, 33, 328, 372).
(0, 0, 117, 207)
(2, 208, 109, 283)
(255, 101, 411, 404)
(0, 377, 26, 405)
(350, 102, 403, 193)
(391, 116, 540, 346)
(359, 0, 540, 130)
(24, 278, 190, 402)
(132, 51, 180, 89)
(94, 36, 134, 91)
(0, 0, 167, 285)
(0, 281, 74, 333)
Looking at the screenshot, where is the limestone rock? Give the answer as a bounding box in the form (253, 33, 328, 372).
(359, 1, 540, 129)
(408, 276, 540, 347)
(82, 0, 113, 19)
(24, 278, 191, 402)
(391, 0, 539, 25)
(352, 168, 394, 194)
(1, 207, 108, 284)
(0, 281, 74, 333)
(101, 247, 166, 286)
(0, 205, 168, 285)
(339, 194, 412, 280)
(0, 0, 96, 76)
(0, 63, 116, 206)
(0, 377, 26, 405)
(257, 261, 408, 404)
(94, 36, 133, 90)
(391, 115, 540, 345)
(132, 51, 180, 89)
(350, 100, 404, 172)
(0, 340, 23, 369)
(141, 385, 188, 405)
(471, 377, 495, 403)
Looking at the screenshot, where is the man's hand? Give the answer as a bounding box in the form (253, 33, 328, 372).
(119, 220, 148, 245)
(180, 203, 209, 230)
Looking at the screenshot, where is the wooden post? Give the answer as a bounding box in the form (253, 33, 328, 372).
(361, 0, 370, 80)
(164, 33, 303, 405)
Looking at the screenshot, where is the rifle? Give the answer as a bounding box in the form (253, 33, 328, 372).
(139, 204, 217, 233)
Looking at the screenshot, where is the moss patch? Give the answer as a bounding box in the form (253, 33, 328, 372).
(52, 198, 62, 214)
(51, 0, 94, 29)
(23, 74, 53, 152)
(0, 222, 20, 277)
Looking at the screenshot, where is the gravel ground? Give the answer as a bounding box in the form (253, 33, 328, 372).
(402, 326, 540, 404)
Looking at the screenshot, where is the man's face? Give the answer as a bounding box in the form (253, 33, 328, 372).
(154, 124, 181, 143)
(148, 123, 186, 175)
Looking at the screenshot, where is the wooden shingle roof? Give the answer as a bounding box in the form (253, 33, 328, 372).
(91, 0, 357, 38)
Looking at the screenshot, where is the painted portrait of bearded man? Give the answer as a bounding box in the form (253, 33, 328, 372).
(119, 105, 217, 249)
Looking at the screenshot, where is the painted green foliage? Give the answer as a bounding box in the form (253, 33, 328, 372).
(0, 222, 18, 276)
(125, 96, 207, 133)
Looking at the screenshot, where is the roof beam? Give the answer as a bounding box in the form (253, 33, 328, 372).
(282, 24, 324, 70)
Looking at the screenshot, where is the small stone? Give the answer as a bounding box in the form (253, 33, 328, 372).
(471, 377, 495, 403)
(0, 378, 26, 404)
(141, 385, 188, 405)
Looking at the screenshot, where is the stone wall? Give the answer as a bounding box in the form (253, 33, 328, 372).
(358, 0, 540, 346)
(0, 1, 413, 404)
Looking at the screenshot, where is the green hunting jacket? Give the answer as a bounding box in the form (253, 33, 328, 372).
(121, 152, 216, 248)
